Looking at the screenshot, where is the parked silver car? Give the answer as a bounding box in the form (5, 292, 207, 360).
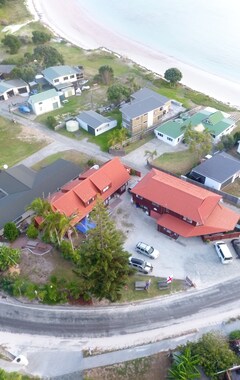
(135, 242, 159, 259)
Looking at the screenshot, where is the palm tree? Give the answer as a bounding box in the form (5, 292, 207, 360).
(144, 149, 157, 163)
(108, 128, 128, 149)
(168, 348, 200, 380)
(57, 213, 78, 249)
(26, 197, 52, 218)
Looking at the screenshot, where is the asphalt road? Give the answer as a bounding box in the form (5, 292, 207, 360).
(0, 277, 239, 337)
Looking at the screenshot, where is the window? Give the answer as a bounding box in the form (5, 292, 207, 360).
(158, 132, 163, 137)
(160, 107, 163, 111)
(136, 194, 143, 200)
(183, 216, 192, 223)
(87, 197, 95, 205)
(38, 102, 43, 105)
(70, 74, 75, 79)
(63, 76, 68, 80)
(54, 79, 59, 83)
(152, 202, 159, 207)
(167, 137, 173, 141)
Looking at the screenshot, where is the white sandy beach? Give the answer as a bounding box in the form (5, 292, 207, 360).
(27, 0, 240, 107)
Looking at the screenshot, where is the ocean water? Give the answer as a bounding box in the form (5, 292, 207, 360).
(77, 0, 240, 84)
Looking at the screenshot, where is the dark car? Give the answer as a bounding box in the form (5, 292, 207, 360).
(231, 239, 240, 258)
(128, 257, 153, 274)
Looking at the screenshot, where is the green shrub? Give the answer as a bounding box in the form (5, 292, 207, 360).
(3, 222, 19, 242)
(87, 159, 95, 167)
(229, 330, 240, 340)
(46, 115, 57, 129)
(26, 224, 38, 239)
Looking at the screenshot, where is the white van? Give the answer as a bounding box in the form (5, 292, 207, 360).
(214, 241, 233, 264)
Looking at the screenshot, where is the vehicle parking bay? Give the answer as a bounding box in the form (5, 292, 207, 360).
(111, 190, 240, 288)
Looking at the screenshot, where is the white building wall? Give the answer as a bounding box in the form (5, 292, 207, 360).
(147, 110, 153, 127)
(238, 141, 240, 154)
(154, 130, 183, 146)
(31, 96, 61, 115)
(95, 120, 117, 136)
(213, 123, 235, 143)
(52, 74, 77, 86)
(204, 177, 221, 190)
(78, 120, 88, 132)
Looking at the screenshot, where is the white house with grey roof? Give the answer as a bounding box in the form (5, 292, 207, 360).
(120, 87, 171, 135)
(189, 152, 240, 190)
(42, 65, 83, 86)
(0, 79, 29, 101)
(28, 89, 61, 115)
(76, 110, 117, 136)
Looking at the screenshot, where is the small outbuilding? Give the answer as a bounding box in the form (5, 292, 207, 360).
(76, 110, 117, 136)
(0, 79, 29, 101)
(28, 89, 61, 115)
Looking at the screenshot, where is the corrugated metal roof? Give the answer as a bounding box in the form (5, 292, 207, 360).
(191, 152, 240, 183)
(42, 65, 81, 81)
(28, 89, 59, 104)
(76, 110, 111, 129)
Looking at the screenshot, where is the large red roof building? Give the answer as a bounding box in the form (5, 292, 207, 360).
(131, 168, 239, 239)
(50, 157, 130, 225)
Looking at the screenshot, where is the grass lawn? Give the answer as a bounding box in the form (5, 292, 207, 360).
(124, 133, 154, 154)
(0, 117, 47, 167)
(120, 275, 185, 303)
(152, 149, 199, 175)
(31, 150, 103, 171)
(222, 178, 240, 197)
(0, 0, 30, 25)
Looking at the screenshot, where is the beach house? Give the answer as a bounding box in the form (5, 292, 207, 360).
(130, 168, 239, 239)
(155, 107, 236, 146)
(120, 87, 171, 135)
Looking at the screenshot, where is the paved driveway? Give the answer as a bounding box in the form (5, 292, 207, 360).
(111, 190, 240, 288)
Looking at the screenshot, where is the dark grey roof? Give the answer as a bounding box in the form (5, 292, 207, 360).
(76, 110, 110, 129)
(0, 65, 16, 74)
(131, 87, 169, 104)
(0, 159, 81, 229)
(191, 152, 240, 183)
(121, 97, 163, 119)
(120, 87, 170, 119)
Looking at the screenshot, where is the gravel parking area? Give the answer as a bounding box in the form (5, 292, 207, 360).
(111, 189, 240, 289)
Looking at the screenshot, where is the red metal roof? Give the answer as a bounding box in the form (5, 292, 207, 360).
(50, 158, 130, 224)
(131, 169, 222, 224)
(157, 202, 239, 237)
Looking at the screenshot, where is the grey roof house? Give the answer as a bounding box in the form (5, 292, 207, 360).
(76, 110, 117, 136)
(189, 152, 240, 190)
(0, 64, 16, 79)
(42, 65, 83, 86)
(0, 159, 81, 233)
(0, 79, 29, 101)
(120, 87, 171, 135)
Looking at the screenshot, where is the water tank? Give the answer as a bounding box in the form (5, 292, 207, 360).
(66, 119, 79, 132)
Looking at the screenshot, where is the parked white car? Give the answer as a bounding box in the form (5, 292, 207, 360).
(214, 241, 233, 264)
(135, 242, 159, 259)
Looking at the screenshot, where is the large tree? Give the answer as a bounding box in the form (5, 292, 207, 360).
(164, 67, 182, 86)
(98, 65, 114, 85)
(0, 246, 20, 271)
(32, 30, 51, 44)
(183, 123, 212, 160)
(2, 34, 21, 54)
(77, 199, 130, 301)
(107, 84, 131, 104)
(33, 45, 64, 67)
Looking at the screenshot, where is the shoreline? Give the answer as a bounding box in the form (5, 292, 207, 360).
(27, 0, 240, 108)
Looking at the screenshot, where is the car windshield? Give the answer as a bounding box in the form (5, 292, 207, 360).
(147, 247, 154, 254)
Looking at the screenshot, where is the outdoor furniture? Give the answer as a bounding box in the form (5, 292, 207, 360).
(135, 281, 147, 291)
(158, 280, 169, 290)
(26, 240, 38, 248)
(185, 276, 196, 288)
